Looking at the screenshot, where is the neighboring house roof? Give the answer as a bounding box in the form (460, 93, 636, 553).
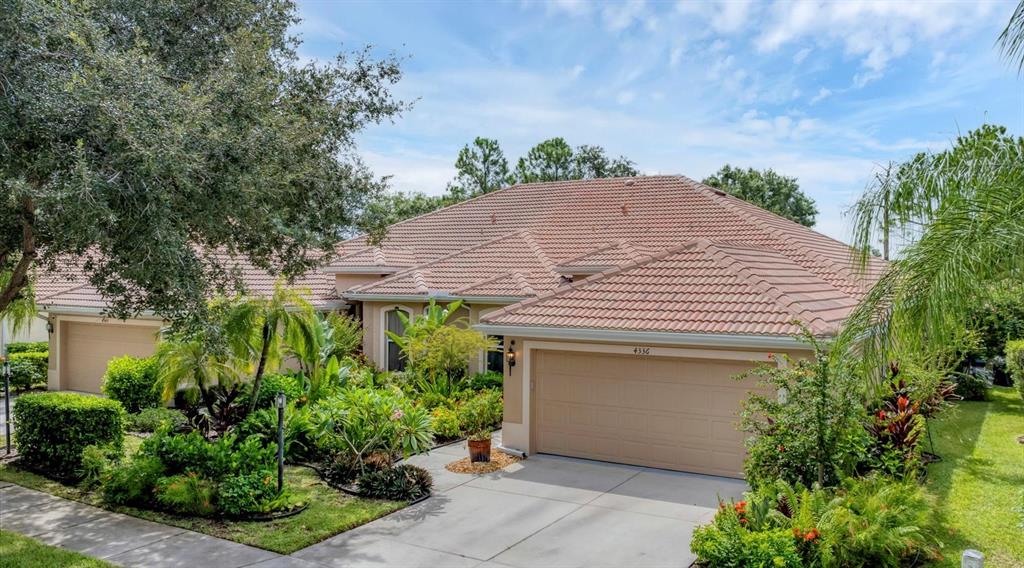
(479, 239, 858, 337)
(35, 254, 340, 312)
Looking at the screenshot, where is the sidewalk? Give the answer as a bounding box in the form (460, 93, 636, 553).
(0, 482, 316, 567)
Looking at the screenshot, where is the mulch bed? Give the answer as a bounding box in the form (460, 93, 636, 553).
(445, 451, 521, 474)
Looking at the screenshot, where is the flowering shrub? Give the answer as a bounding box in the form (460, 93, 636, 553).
(311, 387, 433, 467)
(737, 332, 864, 489)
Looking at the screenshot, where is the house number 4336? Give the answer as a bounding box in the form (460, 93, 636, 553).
(633, 346, 651, 356)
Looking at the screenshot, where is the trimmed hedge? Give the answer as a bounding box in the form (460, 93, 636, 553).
(1006, 339, 1024, 401)
(7, 351, 48, 390)
(6, 341, 48, 355)
(101, 356, 160, 413)
(14, 392, 124, 479)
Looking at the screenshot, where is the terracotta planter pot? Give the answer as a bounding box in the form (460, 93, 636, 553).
(468, 438, 492, 463)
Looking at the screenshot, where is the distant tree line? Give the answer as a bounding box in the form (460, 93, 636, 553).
(372, 137, 818, 228)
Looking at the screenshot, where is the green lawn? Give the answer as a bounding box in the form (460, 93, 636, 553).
(0, 449, 405, 554)
(0, 530, 114, 568)
(924, 387, 1024, 568)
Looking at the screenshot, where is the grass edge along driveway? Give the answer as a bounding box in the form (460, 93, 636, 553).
(925, 387, 1024, 567)
(0, 464, 404, 555)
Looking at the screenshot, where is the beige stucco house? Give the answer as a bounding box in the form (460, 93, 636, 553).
(36, 175, 884, 478)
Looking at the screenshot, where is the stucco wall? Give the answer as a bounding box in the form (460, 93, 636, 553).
(334, 273, 385, 295)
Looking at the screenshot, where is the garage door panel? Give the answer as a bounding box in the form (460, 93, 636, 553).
(63, 322, 159, 393)
(534, 349, 762, 478)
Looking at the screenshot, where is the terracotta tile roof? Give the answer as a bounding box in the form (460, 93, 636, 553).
(480, 239, 859, 336)
(347, 230, 563, 298)
(332, 176, 884, 299)
(555, 241, 659, 273)
(35, 254, 340, 312)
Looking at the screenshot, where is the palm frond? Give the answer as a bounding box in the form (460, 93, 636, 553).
(999, 0, 1024, 72)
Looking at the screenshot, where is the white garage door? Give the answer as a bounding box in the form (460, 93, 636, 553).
(62, 322, 159, 393)
(533, 349, 761, 478)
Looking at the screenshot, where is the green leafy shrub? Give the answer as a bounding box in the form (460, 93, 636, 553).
(7, 351, 48, 390)
(14, 392, 124, 479)
(692, 476, 942, 568)
(468, 371, 503, 391)
(5, 341, 48, 355)
(102, 455, 167, 505)
(738, 333, 863, 489)
(952, 367, 990, 401)
(78, 444, 119, 489)
(247, 373, 306, 409)
(416, 391, 455, 411)
(1006, 339, 1024, 401)
(357, 464, 432, 500)
(457, 389, 502, 441)
(236, 402, 317, 462)
(102, 427, 283, 516)
(101, 355, 160, 413)
(430, 406, 461, 439)
(311, 387, 434, 462)
(155, 473, 218, 516)
(128, 408, 188, 432)
(219, 471, 279, 516)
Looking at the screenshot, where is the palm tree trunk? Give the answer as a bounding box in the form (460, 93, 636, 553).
(248, 322, 273, 414)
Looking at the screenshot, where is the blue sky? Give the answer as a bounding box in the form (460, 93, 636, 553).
(295, 0, 1023, 242)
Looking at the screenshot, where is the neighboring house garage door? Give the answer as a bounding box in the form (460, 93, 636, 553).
(532, 349, 759, 478)
(62, 322, 159, 393)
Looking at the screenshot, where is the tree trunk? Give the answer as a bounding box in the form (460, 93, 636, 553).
(0, 199, 37, 315)
(248, 322, 273, 414)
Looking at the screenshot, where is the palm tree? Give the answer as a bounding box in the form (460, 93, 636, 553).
(842, 125, 1024, 381)
(156, 338, 240, 405)
(223, 283, 315, 414)
(0, 268, 36, 338)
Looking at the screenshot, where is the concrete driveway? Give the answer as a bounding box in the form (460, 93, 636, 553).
(293, 434, 746, 568)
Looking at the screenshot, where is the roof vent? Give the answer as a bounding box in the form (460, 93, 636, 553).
(490, 213, 497, 224)
(624, 179, 636, 187)
(621, 204, 629, 216)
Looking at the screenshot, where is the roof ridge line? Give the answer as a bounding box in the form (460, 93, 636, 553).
(346, 229, 533, 293)
(521, 232, 556, 274)
(686, 177, 866, 293)
(36, 281, 92, 303)
(480, 240, 704, 323)
(511, 271, 536, 296)
(698, 241, 832, 334)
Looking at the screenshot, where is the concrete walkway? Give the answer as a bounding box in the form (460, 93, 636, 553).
(1, 434, 745, 567)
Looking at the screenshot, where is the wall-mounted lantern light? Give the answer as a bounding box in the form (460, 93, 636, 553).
(46, 321, 54, 334)
(506, 340, 517, 369)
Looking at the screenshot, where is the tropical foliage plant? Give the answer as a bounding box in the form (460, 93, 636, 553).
(737, 330, 864, 488)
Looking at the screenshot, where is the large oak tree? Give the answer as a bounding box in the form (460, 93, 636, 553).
(0, 0, 406, 322)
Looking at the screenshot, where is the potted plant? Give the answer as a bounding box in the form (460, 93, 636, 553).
(458, 391, 502, 463)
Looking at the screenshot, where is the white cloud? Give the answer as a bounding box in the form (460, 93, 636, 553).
(545, 0, 592, 17)
(602, 0, 650, 32)
(754, 1, 999, 82)
(810, 87, 832, 104)
(792, 47, 812, 64)
(568, 64, 585, 79)
(711, 0, 753, 33)
(669, 45, 685, 67)
(616, 90, 637, 104)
